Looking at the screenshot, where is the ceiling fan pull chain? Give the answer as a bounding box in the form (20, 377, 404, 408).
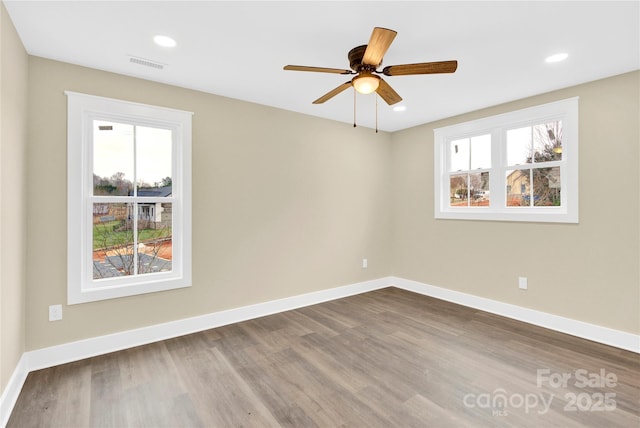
(353, 88, 357, 128)
(375, 94, 379, 133)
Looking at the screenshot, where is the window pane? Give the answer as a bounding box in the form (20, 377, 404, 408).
(136, 126, 173, 195)
(93, 120, 134, 196)
(470, 134, 491, 169)
(507, 126, 532, 166)
(506, 169, 531, 207)
(533, 167, 561, 206)
(450, 174, 468, 206)
(137, 202, 172, 274)
(93, 203, 134, 279)
(450, 138, 469, 172)
(470, 172, 490, 206)
(533, 121, 562, 163)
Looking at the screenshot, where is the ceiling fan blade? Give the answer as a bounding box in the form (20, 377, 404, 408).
(312, 81, 353, 104)
(382, 60, 458, 76)
(284, 65, 354, 74)
(362, 27, 397, 67)
(375, 78, 402, 105)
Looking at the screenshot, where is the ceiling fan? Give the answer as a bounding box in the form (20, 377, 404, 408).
(284, 27, 458, 106)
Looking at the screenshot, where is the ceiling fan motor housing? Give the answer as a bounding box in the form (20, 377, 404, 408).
(349, 45, 379, 71)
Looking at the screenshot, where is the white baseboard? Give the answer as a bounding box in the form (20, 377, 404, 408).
(0, 354, 28, 428)
(2, 275, 638, 427)
(391, 276, 640, 353)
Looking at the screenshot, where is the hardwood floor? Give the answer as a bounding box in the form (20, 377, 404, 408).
(8, 288, 640, 427)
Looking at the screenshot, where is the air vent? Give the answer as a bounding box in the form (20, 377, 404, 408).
(129, 56, 165, 70)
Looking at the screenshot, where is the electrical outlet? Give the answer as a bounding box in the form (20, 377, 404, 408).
(49, 304, 63, 321)
(362, 258, 368, 268)
(518, 277, 528, 290)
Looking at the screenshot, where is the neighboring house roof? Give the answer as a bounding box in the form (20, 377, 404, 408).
(507, 170, 526, 180)
(135, 186, 172, 198)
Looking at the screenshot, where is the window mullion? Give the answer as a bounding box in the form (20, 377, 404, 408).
(133, 199, 139, 275)
(132, 125, 139, 275)
(466, 137, 473, 207)
(528, 168, 534, 207)
(492, 128, 503, 208)
(465, 172, 470, 205)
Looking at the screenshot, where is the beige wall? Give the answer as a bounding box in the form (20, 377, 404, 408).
(26, 57, 392, 350)
(0, 2, 28, 392)
(391, 71, 640, 334)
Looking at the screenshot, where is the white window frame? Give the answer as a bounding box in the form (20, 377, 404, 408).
(66, 92, 192, 304)
(434, 97, 578, 223)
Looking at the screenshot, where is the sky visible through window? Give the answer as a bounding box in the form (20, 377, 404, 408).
(450, 123, 561, 173)
(93, 120, 172, 188)
(450, 134, 491, 172)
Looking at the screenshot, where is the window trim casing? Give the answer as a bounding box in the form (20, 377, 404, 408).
(66, 91, 193, 304)
(434, 97, 579, 223)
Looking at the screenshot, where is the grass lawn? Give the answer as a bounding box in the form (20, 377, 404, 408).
(93, 221, 172, 250)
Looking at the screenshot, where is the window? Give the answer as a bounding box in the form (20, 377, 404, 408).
(66, 92, 192, 304)
(434, 97, 578, 223)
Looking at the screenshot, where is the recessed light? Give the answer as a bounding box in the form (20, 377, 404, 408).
(154, 35, 176, 48)
(393, 105, 406, 112)
(545, 53, 568, 63)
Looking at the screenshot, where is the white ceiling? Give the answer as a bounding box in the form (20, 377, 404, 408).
(5, 1, 639, 132)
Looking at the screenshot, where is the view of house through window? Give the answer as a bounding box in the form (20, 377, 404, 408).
(91, 120, 173, 280)
(448, 134, 491, 207)
(505, 121, 562, 207)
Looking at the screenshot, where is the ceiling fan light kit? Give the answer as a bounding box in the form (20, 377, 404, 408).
(352, 74, 380, 94)
(284, 26, 458, 128)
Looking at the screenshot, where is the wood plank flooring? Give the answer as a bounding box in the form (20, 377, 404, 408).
(8, 288, 640, 427)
